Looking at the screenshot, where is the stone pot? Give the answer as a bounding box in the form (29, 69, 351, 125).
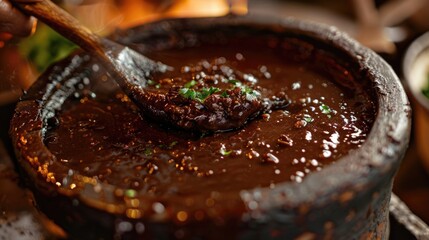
(10, 15, 411, 239)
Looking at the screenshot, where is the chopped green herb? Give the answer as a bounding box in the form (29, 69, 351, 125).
(179, 88, 197, 100)
(229, 79, 242, 86)
(220, 147, 232, 156)
(241, 85, 254, 94)
(179, 78, 260, 103)
(144, 147, 153, 156)
(169, 141, 178, 148)
(147, 79, 157, 86)
(178, 87, 220, 102)
(230, 80, 260, 98)
(125, 189, 137, 198)
(148, 79, 161, 88)
(303, 116, 314, 123)
(159, 141, 178, 150)
(319, 104, 332, 114)
(184, 80, 198, 88)
(221, 91, 229, 98)
(199, 87, 221, 99)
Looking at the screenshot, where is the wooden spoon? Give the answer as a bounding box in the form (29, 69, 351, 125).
(12, 0, 288, 132)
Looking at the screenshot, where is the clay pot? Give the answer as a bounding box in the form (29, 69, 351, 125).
(10, 15, 410, 239)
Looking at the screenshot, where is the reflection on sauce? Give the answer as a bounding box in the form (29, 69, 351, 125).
(45, 39, 375, 196)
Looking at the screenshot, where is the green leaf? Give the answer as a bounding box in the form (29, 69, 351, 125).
(144, 147, 153, 156)
(241, 85, 254, 94)
(125, 189, 137, 198)
(200, 87, 221, 99)
(179, 86, 220, 102)
(179, 88, 197, 100)
(147, 79, 157, 86)
(220, 147, 232, 156)
(169, 141, 178, 148)
(184, 80, 198, 88)
(221, 91, 229, 98)
(303, 116, 313, 123)
(229, 79, 242, 86)
(319, 104, 332, 114)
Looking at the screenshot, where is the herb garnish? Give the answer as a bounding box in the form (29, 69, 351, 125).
(221, 91, 230, 98)
(229, 79, 261, 100)
(320, 104, 331, 114)
(179, 88, 198, 100)
(179, 86, 221, 102)
(303, 116, 314, 123)
(144, 147, 153, 156)
(125, 189, 137, 198)
(184, 80, 198, 88)
(319, 104, 332, 118)
(220, 145, 232, 156)
(178, 79, 260, 102)
(147, 79, 161, 89)
(169, 141, 178, 148)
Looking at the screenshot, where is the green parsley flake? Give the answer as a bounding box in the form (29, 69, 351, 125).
(303, 116, 314, 123)
(144, 147, 153, 156)
(147, 79, 156, 86)
(179, 88, 197, 100)
(229, 79, 242, 86)
(320, 104, 332, 114)
(220, 146, 232, 156)
(184, 80, 198, 88)
(221, 91, 229, 98)
(178, 87, 220, 102)
(169, 141, 178, 148)
(125, 189, 137, 198)
(200, 87, 221, 99)
(229, 79, 260, 99)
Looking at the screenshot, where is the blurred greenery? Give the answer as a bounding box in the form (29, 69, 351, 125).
(18, 23, 77, 73)
(423, 75, 429, 99)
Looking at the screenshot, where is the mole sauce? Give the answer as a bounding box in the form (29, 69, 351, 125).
(44, 38, 376, 196)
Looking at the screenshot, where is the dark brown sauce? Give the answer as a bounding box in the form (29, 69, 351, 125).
(44, 39, 375, 197)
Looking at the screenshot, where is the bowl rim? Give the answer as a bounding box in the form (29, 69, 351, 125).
(10, 14, 411, 222)
(403, 31, 429, 112)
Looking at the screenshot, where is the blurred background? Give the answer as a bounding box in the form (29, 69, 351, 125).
(3, 0, 429, 102)
(1, 0, 429, 239)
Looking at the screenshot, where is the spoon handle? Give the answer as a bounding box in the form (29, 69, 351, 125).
(12, 0, 104, 55)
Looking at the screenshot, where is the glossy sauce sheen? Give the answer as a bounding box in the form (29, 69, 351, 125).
(45, 39, 376, 196)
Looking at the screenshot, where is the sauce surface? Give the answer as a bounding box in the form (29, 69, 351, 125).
(44, 39, 375, 196)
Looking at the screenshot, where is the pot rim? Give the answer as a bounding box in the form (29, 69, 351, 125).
(11, 14, 411, 221)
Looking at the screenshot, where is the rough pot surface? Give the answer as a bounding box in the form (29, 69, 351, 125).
(10, 15, 411, 239)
